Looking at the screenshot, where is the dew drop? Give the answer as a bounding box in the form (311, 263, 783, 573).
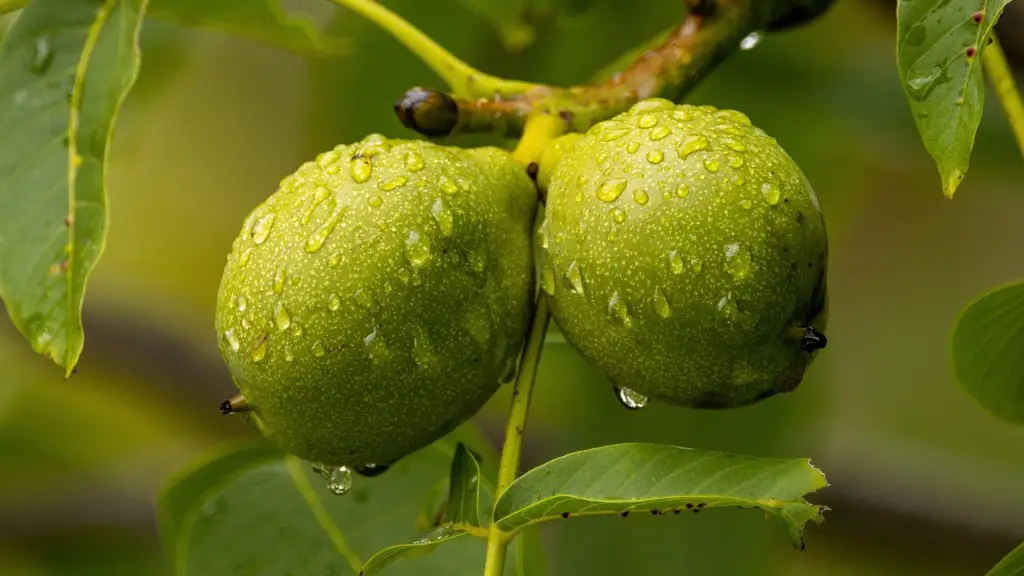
(717, 292, 739, 318)
(439, 175, 459, 195)
(313, 186, 331, 206)
(731, 174, 746, 187)
(717, 109, 752, 126)
(274, 302, 292, 331)
(251, 213, 276, 244)
(538, 219, 550, 249)
(326, 466, 353, 495)
(378, 176, 409, 191)
(602, 128, 631, 142)
(740, 199, 752, 210)
(311, 341, 326, 357)
(305, 206, 345, 253)
(364, 326, 388, 363)
(672, 108, 693, 123)
(291, 324, 304, 338)
(703, 157, 721, 172)
(273, 266, 287, 295)
(30, 37, 53, 74)
(327, 253, 342, 268)
(430, 197, 454, 236)
(316, 150, 340, 169)
(761, 182, 781, 205)
(328, 293, 341, 311)
(607, 291, 632, 327)
(237, 295, 248, 313)
(740, 31, 761, 50)
(649, 126, 671, 141)
(724, 139, 747, 152)
(610, 207, 627, 223)
(250, 338, 268, 362)
(675, 183, 690, 198)
(724, 243, 751, 280)
(728, 156, 744, 168)
(615, 386, 648, 410)
(412, 328, 436, 368)
(565, 260, 585, 294)
(541, 260, 556, 295)
(678, 136, 709, 159)
(646, 150, 664, 164)
(596, 179, 628, 202)
(224, 328, 240, 352)
(668, 251, 684, 274)
(284, 344, 295, 362)
(354, 288, 374, 309)
(691, 257, 703, 273)
(350, 156, 372, 183)
(631, 98, 674, 113)
(637, 114, 659, 129)
(653, 286, 672, 318)
(404, 151, 425, 172)
(367, 195, 383, 208)
(404, 230, 432, 267)
(633, 190, 649, 205)
(626, 142, 641, 154)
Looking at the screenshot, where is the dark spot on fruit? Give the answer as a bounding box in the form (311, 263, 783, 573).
(966, 46, 977, 59)
(620, 510, 630, 517)
(973, 10, 983, 23)
(561, 512, 571, 519)
(686, 503, 694, 509)
(800, 326, 827, 352)
(783, 197, 790, 203)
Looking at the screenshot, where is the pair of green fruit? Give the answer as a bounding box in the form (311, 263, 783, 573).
(214, 99, 829, 471)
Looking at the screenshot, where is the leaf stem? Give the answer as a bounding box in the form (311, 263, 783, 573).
(323, 0, 537, 99)
(483, 295, 551, 576)
(983, 33, 1024, 160)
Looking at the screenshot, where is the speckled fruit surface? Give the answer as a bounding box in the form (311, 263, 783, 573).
(215, 135, 537, 467)
(542, 98, 828, 409)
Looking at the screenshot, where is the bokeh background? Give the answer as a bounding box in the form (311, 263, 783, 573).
(2, 0, 1024, 574)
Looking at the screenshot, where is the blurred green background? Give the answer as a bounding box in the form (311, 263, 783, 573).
(2, 0, 1024, 574)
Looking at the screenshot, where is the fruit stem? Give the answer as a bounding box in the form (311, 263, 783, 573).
(512, 114, 566, 167)
(483, 296, 551, 576)
(983, 33, 1024, 162)
(324, 0, 538, 100)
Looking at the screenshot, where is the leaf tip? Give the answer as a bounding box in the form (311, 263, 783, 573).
(943, 168, 965, 199)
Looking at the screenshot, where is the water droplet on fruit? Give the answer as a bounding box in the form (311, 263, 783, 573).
(284, 344, 295, 362)
(610, 207, 627, 223)
(317, 150, 339, 169)
(678, 136, 708, 159)
(224, 328, 240, 352)
(273, 266, 286, 295)
(251, 213, 276, 244)
(740, 199, 752, 210)
(717, 292, 739, 318)
(239, 248, 253, 266)
(637, 114, 658, 129)
(565, 261, 585, 294)
(597, 179, 627, 202)
(626, 142, 641, 154)
(607, 291, 632, 327)
(541, 260, 556, 295)
(716, 110, 752, 126)
(350, 157, 372, 183)
(326, 466, 353, 495)
(354, 288, 374, 309)
(691, 257, 703, 273)
(728, 156, 744, 168)
(364, 326, 389, 363)
(538, 219, 550, 249)
(30, 37, 53, 74)
(367, 195, 383, 207)
(653, 286, 672, 318)
(724, 139, 746, 152)
(250, 338, 268, 362)
(633, 190, 649, 205)
(237, 295, 248, 313)
(650, 126, 671, 141)
(430, 198, 454, 236)
(327, 253, 342, 268)
(439, 175, 459, 195)
(313, 186, 331, 205)
(761, 182, 780, 205)
(646, 150, 664, 164)
(673, 183, 689, 199)
(703, 157, 721, 172)
(412, 328, 436, 368)
(326, 293, 341, 311)
(468, 247, 487, 273)
(668, 251, 684, 274)
(631, 98, 674, 113)
(274, 302, 292, 331)
(311, 341, 326, 357)
(404, 151, 425, 172)
(305, 206, 345, 253)
(615, 386, 648, 410)
(724, 243, 751, 280)
(379, 176, 408, 191)
(404, 230, 432, 267)
(602, 128, 631, 142)
(740, 31, 761, 50)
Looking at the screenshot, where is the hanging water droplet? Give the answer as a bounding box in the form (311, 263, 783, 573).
(367, 195, 383, 208)
(761, 182, 781, 205)
(251, 213, 276, 244)
(404, 230, 432, 267)
(607, 291, 633, 327)
(430, 197, 454, 236)
(439, 175, 459, 195)
(378, 176, 409, 191)
(596, 179, 628, 202)
(224, 328, 240, 352)
(274, 302, 292, 331)
(740, 31, 761, 50)
(350, 156, 372, 183)
(653, 286, 672, 318)
(30, 37, 53, 74)
(311, 341, 326, 357)
(633, 190, 649, 205)
(328, 293, 341, 311)
(703, 157, 721, 172)
(565, 261, 585, 294)
(668, 251, 684, 274)
(250, 338, 268, 362)
(724, 243, 752, 280)
(404, 151, 425, 172)
(237, 295, 248, 313)
(646, 150, 664, 164)
(273, 266, 287, 295)
(678, 136, 709, 159)
(615, 386, 648, 410)
(326, 466, 353, 495)
(541, 260, 556, 295)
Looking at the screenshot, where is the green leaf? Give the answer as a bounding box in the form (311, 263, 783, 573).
(987, 541, 1024, 576)
(159, 440, 492, 576)
(148, 0, 349, 59)
(951, 281, 1024, 424)
(896, 0, 1013, 198)
(492, 443, 828, 549)
(360, 526, 472, 576)
(0, 0, 148, 375)
(446, 442, 483, 526)
(454, 0, 535, 51)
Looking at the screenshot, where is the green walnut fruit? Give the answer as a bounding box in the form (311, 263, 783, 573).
(541, 98, 828, 409)
(215, 134, 537, 470)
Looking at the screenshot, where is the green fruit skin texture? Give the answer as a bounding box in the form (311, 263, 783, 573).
(543, 98, 828, 409)
(215, 135, 537, 467)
